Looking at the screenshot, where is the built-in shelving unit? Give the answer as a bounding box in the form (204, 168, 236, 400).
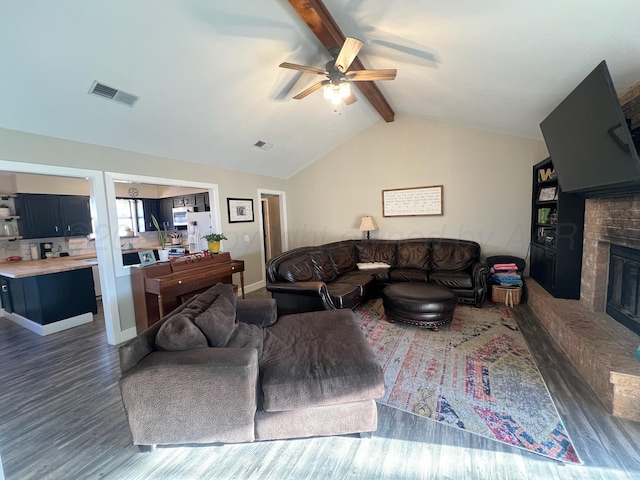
(529, 157, 586, 299)
(0, 194, 22, 241)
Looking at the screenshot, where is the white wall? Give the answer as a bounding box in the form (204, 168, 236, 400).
(286, 115, 548, 260)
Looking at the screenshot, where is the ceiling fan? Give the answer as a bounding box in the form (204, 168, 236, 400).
(279, 37, 397, 106)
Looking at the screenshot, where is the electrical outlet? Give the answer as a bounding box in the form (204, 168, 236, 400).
(244, 235, 250, 242)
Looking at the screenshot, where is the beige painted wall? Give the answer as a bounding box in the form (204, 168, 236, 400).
(0, 127, 286, 283)
(286, 115, 548, 260)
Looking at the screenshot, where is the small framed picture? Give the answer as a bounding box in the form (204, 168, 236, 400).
(538, 186, 557, 202)
(138, 250, 157, 266)
(227, 198, 254, 223)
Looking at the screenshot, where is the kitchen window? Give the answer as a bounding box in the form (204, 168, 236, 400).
(116, 199, 145, 236)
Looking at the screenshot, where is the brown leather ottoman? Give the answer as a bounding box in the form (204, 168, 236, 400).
(382, 283, 457, 330)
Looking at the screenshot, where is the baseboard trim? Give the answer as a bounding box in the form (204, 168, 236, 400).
(120, 327, 137, 343)
(7, 311, 94, 336)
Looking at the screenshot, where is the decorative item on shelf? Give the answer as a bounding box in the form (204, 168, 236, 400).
(169, 231, 182, 245)
(138, 250, 157, 266)
(202, 233, 227, 253)
(538, 186, 557, 202)
(538, 167, 557, 182)
(0, 205, 10, 217)
(125, 227, 134, 237)
(151, 214, 169, 262)
(358, 216, 378, 240)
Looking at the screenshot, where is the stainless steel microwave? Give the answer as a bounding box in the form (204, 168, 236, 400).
(172, 206, 193, 226)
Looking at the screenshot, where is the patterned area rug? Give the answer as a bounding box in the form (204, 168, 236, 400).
(354, 299, 581, 464)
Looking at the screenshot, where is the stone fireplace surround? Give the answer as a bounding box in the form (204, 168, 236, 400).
(527, 81, 640, 422)
(526, 195, 640, 422)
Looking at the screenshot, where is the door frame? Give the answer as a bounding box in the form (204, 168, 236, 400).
(0, 160, 121, 344)
(257, 189, 288, 282)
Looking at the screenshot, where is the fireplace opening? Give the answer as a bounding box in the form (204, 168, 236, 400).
(607, 244, 640, 336)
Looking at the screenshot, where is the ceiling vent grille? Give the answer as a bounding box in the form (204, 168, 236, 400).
(254, 140, 273, 150)
(89, 81, 139, 107)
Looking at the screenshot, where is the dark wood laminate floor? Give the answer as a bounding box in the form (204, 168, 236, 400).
(1, 292, 639, 480)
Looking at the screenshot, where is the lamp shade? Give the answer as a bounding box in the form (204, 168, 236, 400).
(359, 216, 378, 232)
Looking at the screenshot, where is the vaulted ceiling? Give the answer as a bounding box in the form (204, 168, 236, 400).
(1, 1, 639, 179)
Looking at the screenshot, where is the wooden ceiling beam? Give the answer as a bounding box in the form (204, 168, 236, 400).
(287, 0, 395, 122)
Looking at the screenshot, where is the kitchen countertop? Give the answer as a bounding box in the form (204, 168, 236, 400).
(0, 254, 99, 279)
(0, 245, 182, 279)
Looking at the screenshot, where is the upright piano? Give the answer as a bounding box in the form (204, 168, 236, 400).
(130, 252, 244, 333)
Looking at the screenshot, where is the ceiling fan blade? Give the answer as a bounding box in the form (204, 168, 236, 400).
(347, 69, 397, 82)
(334, 37, 364, 73)
(279, 62, 327, 75)
(343, 91, 357, 105)
(292, 81, 327, 100)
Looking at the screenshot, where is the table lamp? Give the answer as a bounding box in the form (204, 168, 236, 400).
(359, 216, 378, 239)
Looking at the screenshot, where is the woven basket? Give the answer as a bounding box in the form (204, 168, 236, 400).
(492, 285, 522, 307)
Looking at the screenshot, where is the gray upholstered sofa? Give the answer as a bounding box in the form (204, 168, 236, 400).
(118, 283, 385, 450)
(266, 238, 490, 315)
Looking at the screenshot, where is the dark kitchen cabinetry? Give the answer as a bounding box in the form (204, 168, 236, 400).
(159, 198, 175, 230)
(142, 194, 210, 232)
(142, 199, 161, 231)
(0, 268, 97, 324)
(16, 194, 92, 239)
(173, 195, 196, 207)
(59, 196, 92, 236)
(529, 157, 585, 298)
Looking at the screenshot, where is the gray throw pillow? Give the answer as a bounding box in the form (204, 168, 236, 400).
(227, 322, 264, 359)
(185, 282, 237, 314)
(155, 315, 208, 351)
(194, 295, 237, 347)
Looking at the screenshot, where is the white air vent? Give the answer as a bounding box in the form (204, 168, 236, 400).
(254, 140, 273, 150)
(89, 81, 139, 107)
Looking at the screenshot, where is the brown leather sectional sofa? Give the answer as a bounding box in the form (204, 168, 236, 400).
(266, 238, 490, 315)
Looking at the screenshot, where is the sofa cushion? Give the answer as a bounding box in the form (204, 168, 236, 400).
(429, 270, 474, 289)
(356, 242, 397, 265)
(193, 295, 237, 347)
(431, 240, 479, 271)
(277, 253, 315, 282)
(310, 251, 337, 282)
(396, 241, 430, 270)
(326, 282, 363, 309)
(337, 271, 376, 295)
(185, 282, 237, 312)
(195, 295, 264, 357)
(389, 268, 428, 282)
(155, 314, 209, 352)
(260, 309, 385, 412)
(327, 244, 358, 275)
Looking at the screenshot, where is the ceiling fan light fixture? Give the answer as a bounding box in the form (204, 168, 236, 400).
(339, 81, 351, 98)
(323, 81, 350, 105)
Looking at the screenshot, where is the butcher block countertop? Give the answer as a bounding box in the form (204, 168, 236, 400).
(0, 254, 98, 279)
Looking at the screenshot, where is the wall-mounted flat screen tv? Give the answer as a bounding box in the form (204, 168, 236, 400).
(540, 60, 640, 197)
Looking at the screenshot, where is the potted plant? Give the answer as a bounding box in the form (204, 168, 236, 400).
(151, 214, 170, 262)
(202, 232, 227, 253)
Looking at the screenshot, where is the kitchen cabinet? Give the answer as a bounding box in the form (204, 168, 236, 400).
(59, 195, 92, 236)
(173, 195, 197, 208)
(195, 193, 206, 212)
(0, 268, 97, 324)
(142, 198, 161, 231)
(159, 198, 175, 230)
(0, 276, 12, 313)
(16, 194, 92, 239)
